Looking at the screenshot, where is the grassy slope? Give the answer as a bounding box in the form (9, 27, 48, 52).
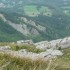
(0, 44, 70, 70)
(0, 53, 48, 70)
(52, 48, 70, 70)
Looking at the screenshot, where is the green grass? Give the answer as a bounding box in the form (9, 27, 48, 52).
(39, 6, 52, 16)
(0, 19, 26, 42)
(61, 6, 70, 9)
(23, 5, 52, 16)
(24, 6, 38, 13)
(0, 42, 45, 53)
(24, 5, 39, 16)
(51, 48, 70, 70)
(0, 53, 48, 70)
(64, 10, 70, 14)
(0, 42, 9, 46)
(10, 44, 45, 53)
(62, 6, 70, 15)
(0, 48, 70, 70)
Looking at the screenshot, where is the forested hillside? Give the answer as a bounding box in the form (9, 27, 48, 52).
(0, 0, 70, 42)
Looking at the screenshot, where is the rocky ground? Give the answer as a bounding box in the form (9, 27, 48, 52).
(0, 37, 70, 60)
(0, 37, 70, 70)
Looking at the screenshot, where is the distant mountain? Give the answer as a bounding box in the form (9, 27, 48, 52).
(0, 0, 70, 42)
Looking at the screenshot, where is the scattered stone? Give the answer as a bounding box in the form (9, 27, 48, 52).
(17, 40, 33, 44)
(1, 36, 70, 60)
(0, 46, 10, 51)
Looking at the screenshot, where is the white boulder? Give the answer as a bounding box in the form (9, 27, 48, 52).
(35, 41, 50, 50)
(60, 37, 70, 48)
(39, 49, 63, 58)
(0, 46, 10, 51)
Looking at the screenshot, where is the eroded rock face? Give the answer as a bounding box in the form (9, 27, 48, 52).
(30, 28, 40, 35)
(7, 21, 40, 36)
(0, 14, 46, 37)
(8, 22, 30, 36)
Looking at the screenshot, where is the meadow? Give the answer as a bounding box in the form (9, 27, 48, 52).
(23, 5, 52, 16)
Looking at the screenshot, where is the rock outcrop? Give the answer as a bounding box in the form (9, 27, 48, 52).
(35, 41, 50, 50)
(35, 37, 70, 50)
(1, 37, 70, 60)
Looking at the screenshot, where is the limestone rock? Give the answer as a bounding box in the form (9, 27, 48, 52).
(35, 41, 51, 50)
(0, 46, 10, 51)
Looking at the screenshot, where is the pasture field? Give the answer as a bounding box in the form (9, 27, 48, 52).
(23, 5, 52, 16)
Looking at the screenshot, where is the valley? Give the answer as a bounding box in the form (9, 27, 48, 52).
(0, 0, 70, 42)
